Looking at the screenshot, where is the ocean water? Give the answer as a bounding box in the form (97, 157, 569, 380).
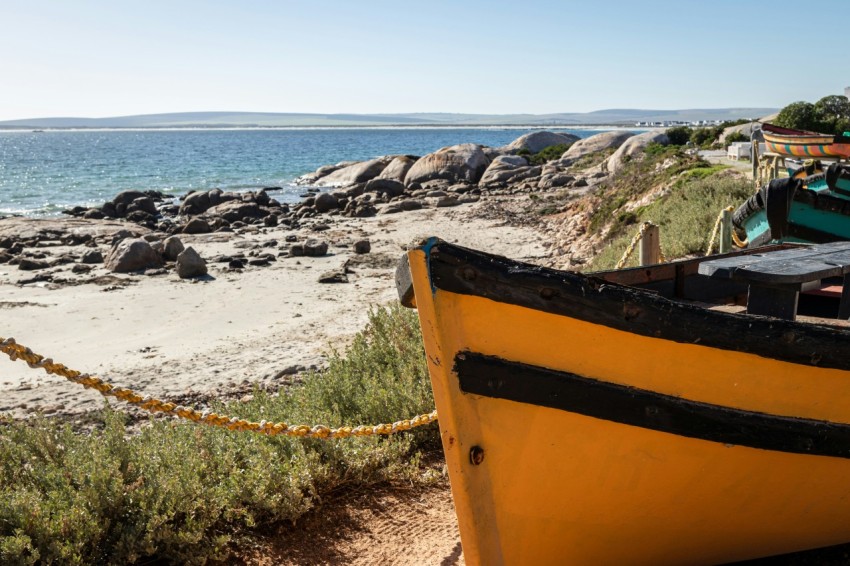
(0, 127, 617, 217)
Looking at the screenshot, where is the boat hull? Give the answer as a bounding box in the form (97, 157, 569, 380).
(404, 240, 850, 565)
(762, 123, 850, 158)
(733, 169, 850, 247)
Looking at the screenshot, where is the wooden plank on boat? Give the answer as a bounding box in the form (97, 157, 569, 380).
(700, 243, 850, 284)
(747, 285, 800, 319)
(395, 254, 416, 308)
(840, 273, 850, 320)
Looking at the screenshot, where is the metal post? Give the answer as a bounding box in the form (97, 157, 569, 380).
(720, 209, 733, 254)
(639, 224, 661, 266)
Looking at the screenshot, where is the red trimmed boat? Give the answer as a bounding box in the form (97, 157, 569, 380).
(762, 123, 850, 158)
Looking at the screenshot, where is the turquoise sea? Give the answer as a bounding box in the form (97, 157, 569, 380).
(0, 127, 618, 217)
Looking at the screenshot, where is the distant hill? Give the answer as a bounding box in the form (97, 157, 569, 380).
(0, 108, 778, 129)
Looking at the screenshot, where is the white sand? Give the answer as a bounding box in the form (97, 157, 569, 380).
(0, 203, 547, 417)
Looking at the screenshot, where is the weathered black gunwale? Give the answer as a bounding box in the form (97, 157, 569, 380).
(426, 241, 850, 371)
(455, 352, 850, 458)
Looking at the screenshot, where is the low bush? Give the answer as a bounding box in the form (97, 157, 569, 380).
(725, 131, 748, 144)
(588, 146, 700, 233)
(0, 304, 435, 565)
(588, 172, 753, 270)
(528, 143, 572, 165)
(665, 126, 692, 146)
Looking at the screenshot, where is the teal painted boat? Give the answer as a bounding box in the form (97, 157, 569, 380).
(733, 162, 850, 247)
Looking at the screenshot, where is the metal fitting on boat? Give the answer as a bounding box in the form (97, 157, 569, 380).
(469, 445, 485, 466)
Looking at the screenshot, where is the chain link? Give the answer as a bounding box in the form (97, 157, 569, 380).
(0, 337, 437, 439)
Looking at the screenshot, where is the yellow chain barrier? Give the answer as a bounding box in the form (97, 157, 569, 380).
(706, 206, 748, 256)
(616, 221, 666, 269)
(0, 337, 437, 439)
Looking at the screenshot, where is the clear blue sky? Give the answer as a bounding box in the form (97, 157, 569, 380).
(1, 0, 848, 120)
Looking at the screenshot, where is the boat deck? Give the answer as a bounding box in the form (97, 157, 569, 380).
(594, 243, 850, 325)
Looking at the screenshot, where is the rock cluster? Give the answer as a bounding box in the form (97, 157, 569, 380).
(304, 129, 639, 192)
(64, 187, 292, 237)
(289, 130, 648, 222)
(60, 131, 654, 238)
(24, 129, 667, 287)
(0, 220, 147, 273)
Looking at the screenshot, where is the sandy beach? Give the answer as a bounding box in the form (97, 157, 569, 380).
(0, 200, 549, 418)
(0, 189, 562, 563)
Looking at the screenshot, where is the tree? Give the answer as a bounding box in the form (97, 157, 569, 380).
(775, 101, 819, 131)
(814, 95, 850, 134)
(665, 126, 691, 146)
(690, 127, 715, 147)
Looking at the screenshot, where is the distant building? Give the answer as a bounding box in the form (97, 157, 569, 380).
(845, 86, 850, 99)
(635, 120, 723, 128)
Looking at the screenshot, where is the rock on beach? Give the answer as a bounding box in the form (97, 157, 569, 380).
(502, 131, 580, 154)
(560, 130, 635, 162)
(607, 131, 670, 174)
(404, 144, 490, 186)
(105, 238, 164, 272)
(176, 246, 208, 278)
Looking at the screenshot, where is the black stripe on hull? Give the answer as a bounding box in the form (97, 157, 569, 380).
(455, 352, 850, 459)
(427, 241, 850, 371)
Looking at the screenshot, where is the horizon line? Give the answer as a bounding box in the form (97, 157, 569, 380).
(0, 106, 779, 124)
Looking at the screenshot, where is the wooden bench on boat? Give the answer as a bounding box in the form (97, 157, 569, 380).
(698, 241, 850, 320)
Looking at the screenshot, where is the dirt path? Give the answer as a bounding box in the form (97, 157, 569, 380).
(240, 480, 464, 566)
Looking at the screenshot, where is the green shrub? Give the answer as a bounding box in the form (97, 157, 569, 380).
(528, 143, 572, 165)
(644, 142, 674, 157)
(665, 126, 692, 146)
(725, 131, 748, 144)
(0, 304, 434, 565)
(689, 127, 717, 147)
(775, 95, 850, 135)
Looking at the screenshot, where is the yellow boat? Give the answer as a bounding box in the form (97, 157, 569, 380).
(398, 238, 850, 565)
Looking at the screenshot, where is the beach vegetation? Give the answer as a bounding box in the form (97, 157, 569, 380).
(570, 147, 615, 169)
(643, 142, 670, 156)
(775, 95, 850, 135)
(724, 131, 748, 144)
(689, 127, 717, 147)
(775, 101, 820, 132)
(588, 145, 695, 233)
(582, 148, 749, 270)
(0, 305, 435, 565)
(528, 143, 572, 165)
(667, 120, 755, 149)
(665, 126, 692, 146)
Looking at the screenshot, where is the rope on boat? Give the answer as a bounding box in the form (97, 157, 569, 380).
(706, 206, 748, 256)
(616, 221, 666, 269)
(731, 228, 749, 249)
(0, 337, 438, 439)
